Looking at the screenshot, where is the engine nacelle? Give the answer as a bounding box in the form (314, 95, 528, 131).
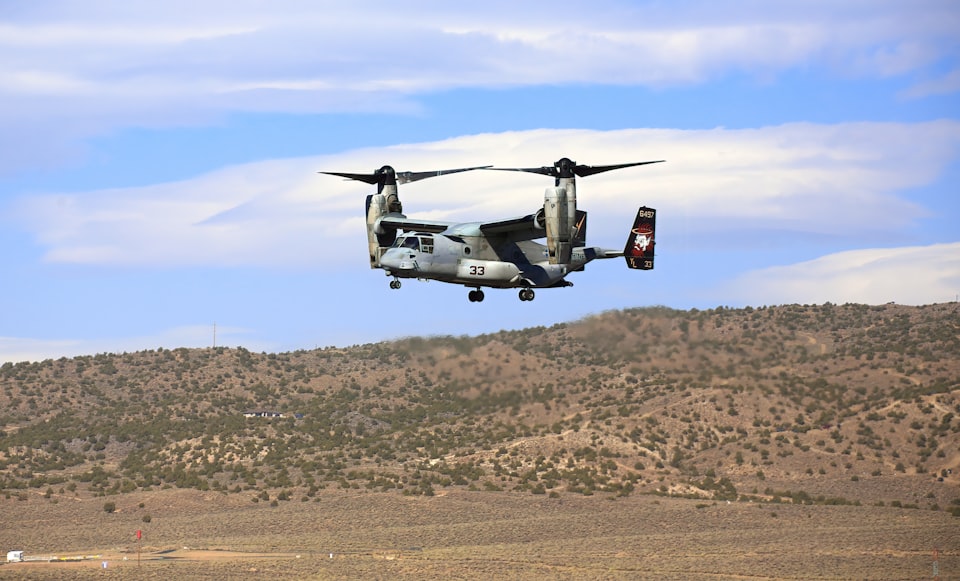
(543, 186, 576, 264)
(365, 193, 400, 268)
(533, 207, 547, 231)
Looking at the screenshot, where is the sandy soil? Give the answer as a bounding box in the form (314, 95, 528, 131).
(1, 488, 956, 580)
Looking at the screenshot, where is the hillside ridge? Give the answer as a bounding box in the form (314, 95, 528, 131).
(2, 303, 958, 514)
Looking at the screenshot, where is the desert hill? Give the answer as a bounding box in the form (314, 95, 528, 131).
(1, 302, 958, 514)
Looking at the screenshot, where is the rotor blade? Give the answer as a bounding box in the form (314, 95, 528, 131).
(317, 171, 381, 185)
(396, 165, 493, 184)
(487, 159, 666, 178)
(484, 166, 558, 177)
(574, 160, 665, 177)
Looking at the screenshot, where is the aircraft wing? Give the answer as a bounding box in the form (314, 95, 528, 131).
(378, 214, 452, 234)
(479, 213, 542, 239)
(481, 209, 587, 243)
(380, 211, 546, 240)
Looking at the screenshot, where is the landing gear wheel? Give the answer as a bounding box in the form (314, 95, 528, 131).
(389, 279, 401, 290)
(519, 288, 535, 301)
(468, 289, 485, 302)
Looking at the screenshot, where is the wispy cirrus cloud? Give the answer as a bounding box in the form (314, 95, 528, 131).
(721, 242, 960, 306)
(1, 1, 957, 174)
(12, 122, 959, 268)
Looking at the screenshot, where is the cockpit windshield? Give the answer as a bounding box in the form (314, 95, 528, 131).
(390, 235, 434, 253)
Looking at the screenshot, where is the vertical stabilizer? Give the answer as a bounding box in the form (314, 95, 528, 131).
(624, 207, 655, 270)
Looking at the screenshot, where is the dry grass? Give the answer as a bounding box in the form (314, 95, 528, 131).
(1, 488, 956, 579)
(2, 303, 958, 578)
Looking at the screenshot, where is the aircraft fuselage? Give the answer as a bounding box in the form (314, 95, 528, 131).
(378, 228, 601, 289)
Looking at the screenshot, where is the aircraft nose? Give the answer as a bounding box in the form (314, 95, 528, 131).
(379, 248, 401, 270)
(380, 247, 417, 271)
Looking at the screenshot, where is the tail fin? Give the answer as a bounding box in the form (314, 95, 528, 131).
(624, 207, 655, 270)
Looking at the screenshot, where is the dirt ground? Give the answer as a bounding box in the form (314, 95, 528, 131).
(1, 489, 956, 580)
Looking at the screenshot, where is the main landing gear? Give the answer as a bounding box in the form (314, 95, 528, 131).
(389, 279, 401, 289)
(467, 288, 534, 302)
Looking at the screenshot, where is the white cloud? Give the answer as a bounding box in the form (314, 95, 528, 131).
(0, 324, 266, 364)
(903, 68, 960, 99)
(13, 121, 959, 268)
(0, 337, 86, 365)
(722, 242, 960, 306)
(0, 1, 957, 173)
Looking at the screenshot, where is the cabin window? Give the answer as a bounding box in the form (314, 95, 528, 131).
(419, 236, 434, 254)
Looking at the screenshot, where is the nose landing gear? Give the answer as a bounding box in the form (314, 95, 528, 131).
(468, 288, 485, 302)
(389, 279, 401, 290)
(519, 288, 535, 301)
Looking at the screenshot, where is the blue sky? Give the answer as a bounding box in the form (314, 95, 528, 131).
(2, 1, 959, 362)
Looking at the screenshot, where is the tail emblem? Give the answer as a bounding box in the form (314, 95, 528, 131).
(631, 225, 654, 254)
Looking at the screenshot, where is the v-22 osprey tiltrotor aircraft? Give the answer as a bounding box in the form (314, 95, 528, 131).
(320, 157, 662, 302)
